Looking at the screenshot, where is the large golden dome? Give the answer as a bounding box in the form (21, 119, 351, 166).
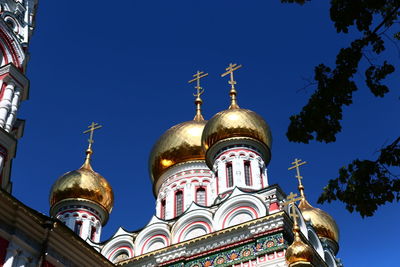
(202, 107, 272, 167)
(202, 64, 272, 167)
(49, 158, 114, 214)
(149, 119, 207, 187)
(202, 107, 272, 151)
(299, 198, 339, 244)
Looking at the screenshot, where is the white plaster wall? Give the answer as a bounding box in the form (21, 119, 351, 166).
(156, 162, 213, 220)
(214, 147, 269, 195)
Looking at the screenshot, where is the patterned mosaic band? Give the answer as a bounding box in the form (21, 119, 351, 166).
(166, 233, 286, 267)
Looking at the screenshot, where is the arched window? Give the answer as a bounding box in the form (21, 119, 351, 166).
(160, 199, 166, 219)
(226, 163, 233, 187)
(175, 190, 184, 216)
(90, 226, 96, 241)
(244, 161, 252, 186)
(74, 221, 82, 235)
(196, 187, 206, 206)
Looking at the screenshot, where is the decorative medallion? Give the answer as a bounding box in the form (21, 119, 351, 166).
(215, 256, 226, 265)
(241, 248, 252, 257)
(266, 240, 275, 248)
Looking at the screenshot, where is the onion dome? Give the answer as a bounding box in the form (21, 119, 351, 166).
(285, 225, 313, 265)
(289, 158, 340, 247)
(298, 198, 339, 244)
(149, 72, 208, 194)
(202, 64, 272, 168)
(149, 119, 206, 191)
(49, 124, 114, 221)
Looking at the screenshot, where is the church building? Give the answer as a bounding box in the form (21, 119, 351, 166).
(0, 1, 343, 266)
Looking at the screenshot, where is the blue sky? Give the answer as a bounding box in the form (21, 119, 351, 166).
(11, 1, 400, 266)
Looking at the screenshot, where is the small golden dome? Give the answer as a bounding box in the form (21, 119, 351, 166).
(49, 158, 114, 214)
(149, 119, 207, 189)
(202, 107, 272, 167)
(299, 198, 339, 243)
(285, 228, 314, 265)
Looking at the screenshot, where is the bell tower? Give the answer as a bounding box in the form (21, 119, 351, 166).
(0, 0, 38, 193)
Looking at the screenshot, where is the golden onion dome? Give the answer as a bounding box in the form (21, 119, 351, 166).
(298, 198, 339, 244)
(202, 107, 272, 151)
(149, 77, 208, 193)
(202, 64, 272, 167)
(201, 94, 272, 168)
(149, 119, 207, 190)
(285, 226, 314, 265)
(49, 149, 114, 214)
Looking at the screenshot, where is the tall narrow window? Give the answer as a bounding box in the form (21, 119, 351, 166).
(160, 199, 166, 219)
(90, 226, 96, 241)
(226, 163, 234, 187)
(244, 161, 252, 186)
(74, 221, 82, 235)
(196, 187, 206, 206)
(175, 191, 183, 216)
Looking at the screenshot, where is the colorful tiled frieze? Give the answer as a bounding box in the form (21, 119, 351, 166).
(167, 233, 286, 267)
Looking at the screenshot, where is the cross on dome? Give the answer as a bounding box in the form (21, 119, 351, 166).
(288, 158, 307, 198)
(188, 71, 208, 121)
(283, 192, 302, 226)
(82, 122, 102, 169)
(221, 63, 242, 109)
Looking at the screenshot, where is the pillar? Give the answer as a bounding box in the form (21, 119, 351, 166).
(0, 82, 15, 128)
(5, 87, 21, 132)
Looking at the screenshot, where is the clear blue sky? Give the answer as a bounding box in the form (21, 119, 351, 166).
(12, 1, 400, 266)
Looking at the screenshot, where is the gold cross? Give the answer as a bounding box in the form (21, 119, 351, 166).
(283, 192, 302, 226)
(83, 122, 102, 149)
(289, 203, 299, 224)
(288, 158, 307, 188)
(284, 192, 302, 206)
(221, 63, 242, 90)
(188, 71, 208, 98)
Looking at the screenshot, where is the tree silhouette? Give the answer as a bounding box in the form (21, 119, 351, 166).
(281, 0, 400, 217)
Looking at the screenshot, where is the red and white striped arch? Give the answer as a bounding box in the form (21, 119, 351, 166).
(214, 193, 267, 230)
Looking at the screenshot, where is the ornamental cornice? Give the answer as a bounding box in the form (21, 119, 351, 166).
(118, 211, 286, 266)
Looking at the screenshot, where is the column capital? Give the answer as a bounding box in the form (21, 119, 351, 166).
(0, 64, 29, 101)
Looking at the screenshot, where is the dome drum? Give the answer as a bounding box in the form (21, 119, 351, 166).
(205, 137, 271, 170)
(50, 198, 110, 225)
(153, 160, 208, 195)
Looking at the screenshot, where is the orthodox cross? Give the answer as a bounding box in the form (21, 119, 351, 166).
(288, 158, 307, 189)
(221, 63, 242, 90)
(283, 192, 302, 226)
(83, 122, 102, 150)
(188, 71, 208, 98)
